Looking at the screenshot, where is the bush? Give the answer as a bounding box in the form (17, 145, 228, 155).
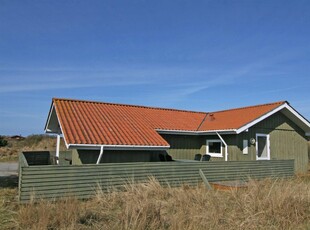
(0, 136, 8, 147)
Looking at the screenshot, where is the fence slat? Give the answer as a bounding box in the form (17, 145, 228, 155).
(19, 158, 295, 203)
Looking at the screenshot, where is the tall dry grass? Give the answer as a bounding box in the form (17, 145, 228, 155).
(0, 188, 17, 230)
(13, 177, 310, 230)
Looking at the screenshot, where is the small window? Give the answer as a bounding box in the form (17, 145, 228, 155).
(243, 140, 248, 154)
(207, 140, 222, 157)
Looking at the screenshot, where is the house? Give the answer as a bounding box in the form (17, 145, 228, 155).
(10, 135, 25, 140)
(45, 98, 310, 173)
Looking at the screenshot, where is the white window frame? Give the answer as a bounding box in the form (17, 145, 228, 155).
(256, 133, 270, 160)
(206, 139, 223, 157)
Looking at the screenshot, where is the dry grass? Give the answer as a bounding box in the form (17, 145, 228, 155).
(0, 188, 17, 229)
(0, 135, 66, 162)
(0, 176, 308, 230)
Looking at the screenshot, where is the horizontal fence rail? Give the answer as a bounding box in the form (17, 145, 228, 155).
(19, 156, 294, 203)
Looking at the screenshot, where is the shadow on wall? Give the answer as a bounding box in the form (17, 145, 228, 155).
(76, 150, 172, 164)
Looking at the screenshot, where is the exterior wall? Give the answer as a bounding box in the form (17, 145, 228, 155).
(160, 134, 205, 160)
(72, 149, 168, 165)
(69, 112, 307, 172)
(161, 134, 226, 161)
(163, 112, 308, 173)
(206, 112, 307, 173)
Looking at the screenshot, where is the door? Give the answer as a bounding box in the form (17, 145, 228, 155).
(256, 134, 270, 160)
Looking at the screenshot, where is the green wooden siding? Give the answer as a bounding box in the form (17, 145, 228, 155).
(23, 151, 51, 165)
(160, 134, 205, 159)
(72, 149, 170, 164)
(164, 112, 308, 173)
(19, 154, 294, 203)
(224, 112, 308, 173)
(22, 151, 73, 165)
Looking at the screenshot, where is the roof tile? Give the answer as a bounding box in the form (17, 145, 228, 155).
(52, 98, 285, 147)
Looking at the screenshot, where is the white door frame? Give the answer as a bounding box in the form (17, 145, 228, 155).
(256, 133, 270, 160)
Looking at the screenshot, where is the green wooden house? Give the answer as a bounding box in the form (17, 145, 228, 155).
(45, 98, 310, 173)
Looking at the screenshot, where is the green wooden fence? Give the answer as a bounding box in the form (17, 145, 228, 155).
(18, 153, 294, 203)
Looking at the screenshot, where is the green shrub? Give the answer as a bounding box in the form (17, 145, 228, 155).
(0, 136, 8, 147)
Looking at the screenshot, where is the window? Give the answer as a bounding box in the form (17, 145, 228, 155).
(207, 140, 222, 157)
(243, 140, 248, 154)
(256, 134, 270, 160)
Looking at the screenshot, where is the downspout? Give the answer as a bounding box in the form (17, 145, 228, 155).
(216, 132, 228, 161)
(96, 146, 104, 164)
(56, 133, 61, 165)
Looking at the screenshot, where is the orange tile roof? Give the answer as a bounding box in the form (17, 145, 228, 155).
(51, 98, 286, 147)
(198, 101, 286, 131)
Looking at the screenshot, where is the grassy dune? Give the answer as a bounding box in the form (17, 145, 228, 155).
(1, 176, 310, 230)
(0, 137, 309, 228)
(0, 135, 66, 162)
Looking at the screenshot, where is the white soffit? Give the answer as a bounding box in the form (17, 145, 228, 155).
(67, 143, 170, 150)
(44, 105, 60, 133)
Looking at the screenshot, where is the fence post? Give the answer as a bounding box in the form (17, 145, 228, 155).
(199, 169, 212, 190)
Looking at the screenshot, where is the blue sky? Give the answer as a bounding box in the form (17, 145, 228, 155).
(1, 0, 310, 135)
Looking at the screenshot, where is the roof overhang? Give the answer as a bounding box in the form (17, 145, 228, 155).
(68, 144, 170, 151)
(45, 99, 310, 151)
(156, 129, 237, 135)
(236, 102, 310, 135)
(44, 102, 62, 134)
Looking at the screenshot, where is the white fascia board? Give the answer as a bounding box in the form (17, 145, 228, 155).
(44, 103, 55, 132)
(236, 104, 287, 134)
(156, 129, 237, 135)
(44, 102, 70, 149)
(67, 144, 170, 151)
(282, 104, 310, 129)
(236, 103, 310, 134)
(196, 129, 237, 135)
(156, 130, 200, 135)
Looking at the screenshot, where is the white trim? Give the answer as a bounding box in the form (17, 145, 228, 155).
(44, 104, 55, 132)
(237, 103, 310, 134)
(256, 133, 270, 160)
(96, 146, 104, 164)
(216, 132, 228, 161)
(45, 102, 69, 149)
(237, 104, 286, 134)
(284, 104, 310, 127)
(67, 143, 170, 150)
(156, 129, 237, 135)
(206, 139, 223, 158)
(56, 133, 61, 165)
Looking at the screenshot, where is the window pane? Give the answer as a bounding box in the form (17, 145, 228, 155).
(257, 136, 267, 158)
(243, 140, 248, 154)
(209, 142, 221, 153)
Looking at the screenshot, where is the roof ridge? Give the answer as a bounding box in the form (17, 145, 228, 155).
(53, 97, 207, 115)
(210, 101, 287, 114)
